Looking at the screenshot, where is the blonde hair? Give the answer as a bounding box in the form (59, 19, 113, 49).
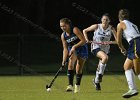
(60, 18, 72, 25)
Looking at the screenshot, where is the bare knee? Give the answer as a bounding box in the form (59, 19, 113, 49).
(68, 61, 75, 70)
(102, 55, 108, 64)
(123, 66, 131, 71)
(123, 58, 133, 71)
(76, 58, 85, 74)
(123, 63, 133, 71)
(97, 51, 108, 64)
(68, 66, 74, 70)
(75, 63, 82, 74)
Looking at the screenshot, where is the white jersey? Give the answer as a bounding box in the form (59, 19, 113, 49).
(91, 24, 112, 54)
(122, 20, 140, 43)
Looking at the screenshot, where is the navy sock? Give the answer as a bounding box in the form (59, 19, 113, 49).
(67, 70, 74, 86)
(76, 74, 83, 85)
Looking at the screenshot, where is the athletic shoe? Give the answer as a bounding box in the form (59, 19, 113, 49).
(93, 79, 101, 90)
(66, 85, 73, 92)
(99, 74, 103, 82)
(122, 89, 139, 98)
(74, 84, 80, 93)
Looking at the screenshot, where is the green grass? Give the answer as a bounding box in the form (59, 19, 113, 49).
(0, 75, 139, 100)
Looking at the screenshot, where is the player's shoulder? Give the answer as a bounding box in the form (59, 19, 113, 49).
(73, 26, 79, 30)
(94, 24, 99, 28)
(117, 21, 125, 27)
(61, 32, 65, 38)
(61, 32, 65, 36)
(73, 26, 81, 33)
(117, 21, 126, 30)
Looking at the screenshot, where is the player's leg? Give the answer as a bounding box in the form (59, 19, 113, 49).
(93, 60, 102, 90)
(74, 45, 88, 93)
(93, 50, 108, 90)
(133, 58, 140, 79)
(66, 54, 77, 91)
(133, 38, 140, 79)
(96, 51, 108, 81)
(74, 56, 86, 93)
(93, 51, 108, 90)
(122, 58, 138, 98)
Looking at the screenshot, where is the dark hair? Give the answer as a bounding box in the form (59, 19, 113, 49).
(118, 9, 129, 20)
(60, 18, 72, 25)
(102, 13, 111, 20)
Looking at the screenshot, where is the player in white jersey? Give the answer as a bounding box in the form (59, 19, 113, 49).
(83, 13, 117, 90)
(117, 9, 140, 98)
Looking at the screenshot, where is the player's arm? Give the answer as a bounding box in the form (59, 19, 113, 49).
(116, 22, 126, 54)
(61, 33, 68, 66)
(69, 27, 86, 56)
(110, 26, 117, 44)
(83, 24, 98, 43)
(73, 27, 86, 48)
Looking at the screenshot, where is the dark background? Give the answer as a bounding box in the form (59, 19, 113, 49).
(0, 0, 139, 75)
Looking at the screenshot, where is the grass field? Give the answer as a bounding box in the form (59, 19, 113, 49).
(0, 75, 139, 100)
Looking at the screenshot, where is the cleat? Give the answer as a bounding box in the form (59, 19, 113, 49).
(74, 84, 80, 93)
(122, 89, 139, 98)
(93, 79, 101, 90)
(66, 85, 73, 92)
(98, 74, 103, 82)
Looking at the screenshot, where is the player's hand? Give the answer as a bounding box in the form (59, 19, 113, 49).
(120, 48, 127, 56)
(86, 40, 91, 44)
(103, 42, 108, 45)
(62, 61, 66, 67)
(102, 41, 113, 45)
(69, 46, 75, 56)
(62, 57, 69, 67)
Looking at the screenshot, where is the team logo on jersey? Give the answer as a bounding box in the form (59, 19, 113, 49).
(98, 32, 111, 37)
(66, 36, 78, 43)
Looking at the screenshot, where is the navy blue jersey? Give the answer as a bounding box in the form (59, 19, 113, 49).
(64, 31, 80, 47)
(63, 28, 88, 59)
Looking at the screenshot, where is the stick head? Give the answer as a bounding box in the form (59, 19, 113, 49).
(47, 87, 51, 92)
(46, 85, 51, 92)
(46, 85, 50, 89)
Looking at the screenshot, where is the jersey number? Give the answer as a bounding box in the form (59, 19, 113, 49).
(132, 25, 139, 34)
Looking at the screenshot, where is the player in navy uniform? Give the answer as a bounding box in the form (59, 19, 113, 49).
(83, 13, 117, 90)
(117, 9, 140, 98)
(60, 18, 88, 93)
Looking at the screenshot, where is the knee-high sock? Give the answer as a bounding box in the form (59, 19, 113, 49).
(76, 74, 83, 85)
(95, 70, 100, 83)
(67, 70, 74, 86)
(125, 69, 136, 90)
(98, 62, 106, 75)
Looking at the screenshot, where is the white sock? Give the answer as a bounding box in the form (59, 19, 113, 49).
(138, 74, 140, 80)
(98, 62, 106, 75)
(125, 69, 136, 90)
(95, 71, 99, 83)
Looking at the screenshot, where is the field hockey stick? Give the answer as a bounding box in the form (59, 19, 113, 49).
(91, 41, 117, 45)
(46, 57, 69, 90)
